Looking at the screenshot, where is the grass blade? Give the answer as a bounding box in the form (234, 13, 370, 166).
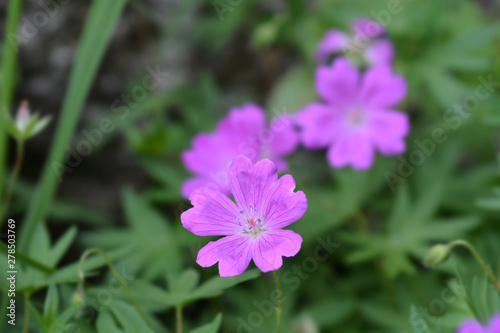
(18, 0, 128, 252)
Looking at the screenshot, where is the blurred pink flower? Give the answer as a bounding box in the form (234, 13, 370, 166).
(457, 314, 500, 333)
(181, 155, 307, 277)
(181, 104, 299, 198)
(296, 57, 409, 170)
(316, 18, 394, 66)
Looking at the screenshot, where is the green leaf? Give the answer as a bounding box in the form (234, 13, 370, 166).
(43, 284, 59, 326)
(83, 189, 181, 280)
(190, 313, 222, 333)
(106, 300, 155, 333)
(96, 309, 125, 333)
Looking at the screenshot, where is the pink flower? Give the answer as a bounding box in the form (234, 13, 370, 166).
(296, 58, 409, 170)
(316, 18, 394, 66)
(181, 155, 307, 277)
(457, 314, 500, 333)
(181, 104, 299, 198)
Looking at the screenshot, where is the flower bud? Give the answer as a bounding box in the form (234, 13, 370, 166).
(71, 287, 86, 310)
(424, 244, 451, 267)
(4, 100, 51, 141)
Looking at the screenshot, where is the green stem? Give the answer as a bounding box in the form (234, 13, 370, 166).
(176, 305, 182, 333)
(0, 140, 24, 226)
(0, 0, 23, 211)
(22, 293, 30, 333)
(272, 271, 282, 333)
(77, 248, 157, 332)
(447, 240, 500, 290)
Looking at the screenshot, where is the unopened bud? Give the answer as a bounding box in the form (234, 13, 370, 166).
(424, 244, 451, 267)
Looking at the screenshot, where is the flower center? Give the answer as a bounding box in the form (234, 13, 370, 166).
(347, 109, 366, 127)
(236, 205, 265, 236)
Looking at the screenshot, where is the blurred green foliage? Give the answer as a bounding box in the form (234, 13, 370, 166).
(1, 0, 499, 332)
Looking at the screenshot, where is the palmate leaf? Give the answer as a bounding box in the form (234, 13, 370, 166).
(123, 268, 260, 311)
(341, 147, 480, 278)
(454, 266, 500, 324)
(82, 189, 182, 280)
(29, 299, 78, 333)
(342, 183, 480, 278)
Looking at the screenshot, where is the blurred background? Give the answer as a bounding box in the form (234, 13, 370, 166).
(1, 0, 500, 332)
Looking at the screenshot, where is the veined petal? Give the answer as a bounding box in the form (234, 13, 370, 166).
(359, 64, 407, 109)
(261, 174, 308, 229)
(316, 58, 359, 108)
(327, 134, 375, 170)
(197, 234, 253, 277)
(252, 230, 302, 272)
(181, 187, 241, 236)
(228, 155, 277, 215)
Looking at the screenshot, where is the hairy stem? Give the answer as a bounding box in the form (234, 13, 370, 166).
(448, 240, 500, 290)
(176, 305, 183, 333)
(273, 271, 283, 333)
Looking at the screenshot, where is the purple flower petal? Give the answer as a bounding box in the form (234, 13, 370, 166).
(228, 156, 278, 214)
(488, 314, 500, 333)
(183, 156, 306, 276)
(262, 174, 308, 229)
(296, 102, 343, 149)
(266, 115, 299, 162)
(351, 18, 385, 39)
(197, 234, 253, 277)
(181, 103, 298, 198)
(367, 110, 409, 155)
(316, 58, 359, 108)
(252, 230, 302, 272)
(217, 104, 266, 162)
(181, 177, 213, 199)
(365, 39, 394, 66)
(181, 187, 242, 236)
(327, 133, 375, 169)
(316, 30, 350, 62)
(359, 64, 407, 109)
(457, 320, 485, 333)
(181, 133, 228, 175)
